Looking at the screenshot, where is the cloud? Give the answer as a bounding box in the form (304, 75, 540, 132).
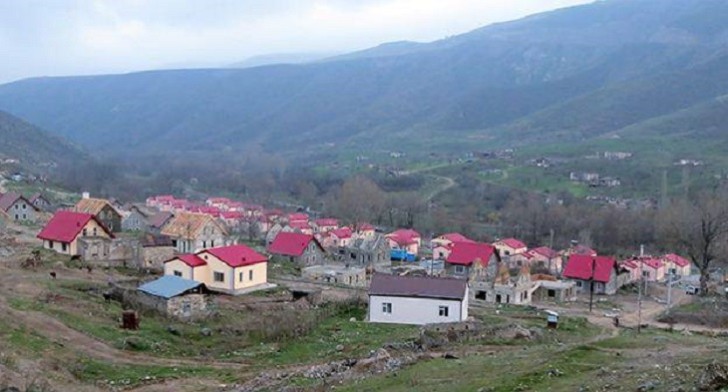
(0, 0, 592, 83)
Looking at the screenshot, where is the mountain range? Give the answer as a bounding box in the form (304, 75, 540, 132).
(0, 110, 91, 173)
(0, 0, 727, 163)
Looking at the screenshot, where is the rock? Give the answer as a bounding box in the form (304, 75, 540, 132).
(0, 387, 22, 392)
(336, 344, 345, 352)
(443, 353, 459, 359)
(166, 326, 180, 336)
(349, 317, 357, 322)
(547, 368, 564, 377)
(200, 327, 212, 337)
(697, 362, 728, 391)
(637, 380, 658, 391)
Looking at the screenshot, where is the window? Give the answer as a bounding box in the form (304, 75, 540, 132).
(61, 243, 67, 252)
(49, 241, 54, 249)
(249, 270, 253, 281)
(173, 271, 182, 277)
(202, 241, 207, 248)
(213, 272, 225, 282)
(93, 227, 97, 236)
(455, 265, 465, 274)
(382, 302, 392, 314)
(239, 272, 244, 282)
(642, 271, 650, 277)
(211, 240, 215, 247)
(22, 204, 26, 210)
(575, 281, 583, 288)
(669, 268, 677, 275)
(439, 306, 449, 317)
(547, 289, 556, 298)
(83, 229, 88, 236)
(22, 214, 26, 220)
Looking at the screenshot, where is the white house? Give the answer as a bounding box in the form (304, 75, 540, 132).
(368, 274, 468, 325)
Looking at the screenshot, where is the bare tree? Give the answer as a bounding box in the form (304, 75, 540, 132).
(658, 188, 728, 295)
(328, 176, 386, 225)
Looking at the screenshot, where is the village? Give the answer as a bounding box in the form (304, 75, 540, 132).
(1, 188, 728, 391)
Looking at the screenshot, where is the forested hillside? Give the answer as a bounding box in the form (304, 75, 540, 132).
(0, 0, 727, 161)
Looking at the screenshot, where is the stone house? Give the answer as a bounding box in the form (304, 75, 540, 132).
(121, 205, 149, 232)
(265, 223, 284, 246)
(139, 234, 175, 272)
(562, 255, 620, 295)
(444, 241, 498, 280)
(136, 276, 211, 319)
(161, 212, 228, 253)
(37, 211, 114, 256)
(29, 193, 52, 212)
(0, 192, 40, 223)
(339, 233, 390, 267)
(74, 196, 123, 233)
(471, 264, 535, 305)
(302, 264, 367, 287)
(531, 276, 577, 303)
(268, 232, 326, 266)
(147, 211, 174, 234)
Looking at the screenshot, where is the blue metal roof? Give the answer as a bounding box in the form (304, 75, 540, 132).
(138, 275, 204, 299)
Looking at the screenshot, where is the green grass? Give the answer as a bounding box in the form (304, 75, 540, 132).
(255, 306, 418, 366)
(69, 357, 237, 387)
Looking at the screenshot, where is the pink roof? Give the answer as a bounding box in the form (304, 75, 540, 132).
(531, 246, 559, 259)
(446, 242, 495, 267)
(497, 238, 527, 249)
(563, 255, 615, 283)
(172, 254, 207, 267)
(207, 197, 231, 204)
(268, 232, 322, 257)
(356, 223, 375, 231)
(641, 257, 663, 270)
(569, 245, 597, 256)
(288, 213, 309, 222)
(621, 260, 639, 269)
(202, 245, 267, 267)
(315, 218, 339, 227)
(289, 221, 312, 231)
(37, 211, 114, 243)
(331, 227, 353, 239)
(387, 229, 421, 246)
(439, 233, 473, 243)
(663, 253, 690, 267)
(221, 211, 244, 220)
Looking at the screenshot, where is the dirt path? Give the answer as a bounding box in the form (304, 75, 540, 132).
(425, 175, 455, 202)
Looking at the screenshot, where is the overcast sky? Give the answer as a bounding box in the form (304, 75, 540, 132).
(0, 0, 592, 84)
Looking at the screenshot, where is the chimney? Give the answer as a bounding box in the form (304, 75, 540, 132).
(82, 192, 90, 199)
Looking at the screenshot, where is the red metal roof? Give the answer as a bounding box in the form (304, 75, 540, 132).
(314, 218, 339, 227)
(497, 238, 527, 249)
(288, 213, 309, 222)
(439, 233, 473, 243)
(663, 253, 690, 267)
(386, 229, 421, 246)
(356, 223, 375, 231)
(37, 211, 114, 243)
(331, 227, 353, 239)
(171, 254, 207, 267)
(563, 255, 615, 283)
(268, 232, 322, 257)
(201, 245, 267, 267)
(531, 246, 559, 259)
(446, 242, 495, 267)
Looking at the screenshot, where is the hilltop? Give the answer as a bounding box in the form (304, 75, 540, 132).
(0, 0, 725, 164)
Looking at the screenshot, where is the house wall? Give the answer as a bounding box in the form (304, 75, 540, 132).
(433, 245, 451, 260)
(368, 295, 465, 325)
(142, 246, 175, 271)
(298, 243, 325, 266)
(45, 219, 113, 256)
(164, 259, 203, 282)
(572, 272, 618, 295)
(194, 221, 226, 251)
(232, 262, 268, 291)
(7, 199, 37, 223)
(98, 205, 122, 233)
(122, 211, 147, 231)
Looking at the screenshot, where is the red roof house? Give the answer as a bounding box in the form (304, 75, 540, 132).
(201, 245, 268, 268)
(563, 255, 619, 294)
(37, 211, 114, 255)
(445, 242, 497, 279)
(268, 232, 325, 266)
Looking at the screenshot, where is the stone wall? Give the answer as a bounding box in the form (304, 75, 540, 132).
(141, 246, 175, 271)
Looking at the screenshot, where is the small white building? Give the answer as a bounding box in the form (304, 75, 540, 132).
(368, 274, 468, 325)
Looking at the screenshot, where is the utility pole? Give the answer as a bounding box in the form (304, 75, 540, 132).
(589, 257, 596, 313)
(637, 244, 644, 333)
